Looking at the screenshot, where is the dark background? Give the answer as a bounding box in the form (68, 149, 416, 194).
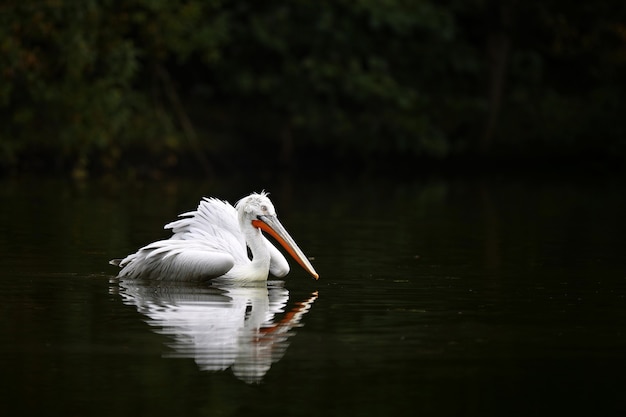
(2, 1, 625, 178)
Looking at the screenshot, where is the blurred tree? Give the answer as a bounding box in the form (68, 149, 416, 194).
(1, 2, 139, 174)
(493, 0, 626, 159)
(0, 0, 227, 175)
(0, 0, 624, 175)
(207, 0, 457, 163)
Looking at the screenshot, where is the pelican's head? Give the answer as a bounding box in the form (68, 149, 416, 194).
(235, 192, 319, 280)
(235, 191, 277, 223)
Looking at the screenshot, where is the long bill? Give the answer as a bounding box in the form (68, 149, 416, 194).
(252, 215, 319, 280)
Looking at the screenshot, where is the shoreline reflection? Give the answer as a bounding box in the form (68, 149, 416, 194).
(117, 279, 318, 383)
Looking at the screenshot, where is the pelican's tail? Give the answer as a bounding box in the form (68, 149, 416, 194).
(109, 258, 123, 267)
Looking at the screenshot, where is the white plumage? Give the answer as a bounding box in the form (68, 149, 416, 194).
(110, 192, 319, 282)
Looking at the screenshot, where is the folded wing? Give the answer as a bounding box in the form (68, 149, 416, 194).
(117, 198, 249, 280)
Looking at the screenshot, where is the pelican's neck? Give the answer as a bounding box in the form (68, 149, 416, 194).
(242, 220, 271, 278)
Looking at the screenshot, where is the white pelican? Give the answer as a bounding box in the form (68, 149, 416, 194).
(110, 192, 319, 282)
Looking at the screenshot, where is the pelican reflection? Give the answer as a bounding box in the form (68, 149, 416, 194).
(117, 279, 318, 383)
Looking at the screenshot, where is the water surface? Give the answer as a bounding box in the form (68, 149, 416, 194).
(1, 175, 625, 416)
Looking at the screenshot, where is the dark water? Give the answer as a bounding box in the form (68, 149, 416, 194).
(1, 175, 626, 416)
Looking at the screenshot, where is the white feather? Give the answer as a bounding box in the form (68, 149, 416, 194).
(111, 192, 311, 282)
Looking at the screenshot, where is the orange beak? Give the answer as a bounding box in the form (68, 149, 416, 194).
(252, 215, 319, 280)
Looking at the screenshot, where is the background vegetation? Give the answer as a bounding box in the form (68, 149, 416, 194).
(1, 0, 625, 176)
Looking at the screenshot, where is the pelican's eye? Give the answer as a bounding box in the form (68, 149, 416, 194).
(260, 204, 268, 212)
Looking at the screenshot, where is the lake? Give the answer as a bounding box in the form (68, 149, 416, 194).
(1, 173, 625, 416)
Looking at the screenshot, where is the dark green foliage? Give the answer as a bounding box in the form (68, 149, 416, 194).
(1, 0, 625, 174)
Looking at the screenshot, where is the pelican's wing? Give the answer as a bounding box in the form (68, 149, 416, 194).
(166, 198, 243, 246)
(117, 240, 236, 280)
(117, 198, 249, 280)
(164, 197, 249, 264)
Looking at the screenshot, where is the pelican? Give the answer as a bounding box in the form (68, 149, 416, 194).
(110, 192, 319, 282)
